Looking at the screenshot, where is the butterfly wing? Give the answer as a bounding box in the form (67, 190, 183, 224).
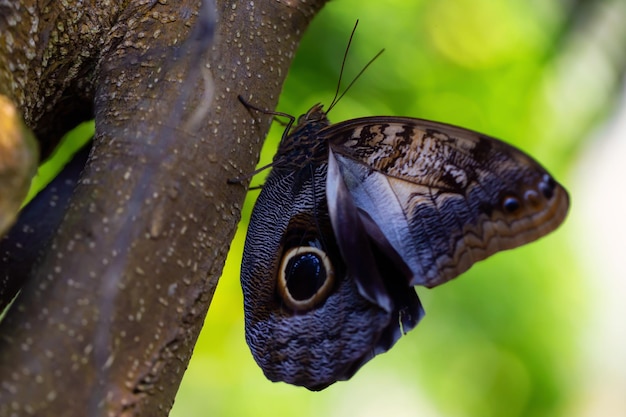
(242, 159, 423, 391)
(323, 117, 569, 287)
(241, 110, 569, 391)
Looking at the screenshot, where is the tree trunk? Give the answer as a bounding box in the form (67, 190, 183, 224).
(0, 0, 325, 415)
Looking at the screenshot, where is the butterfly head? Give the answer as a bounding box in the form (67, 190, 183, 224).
(272, 105, 333, 169)
(290, 104, 331, 135)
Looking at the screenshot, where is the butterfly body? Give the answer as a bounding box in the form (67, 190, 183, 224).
(241, 104, 569, 390)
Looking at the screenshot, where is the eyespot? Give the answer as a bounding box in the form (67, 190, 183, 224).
(502, 196, 521, 213)
(538, 174, 555, 200)
(524, 189, 541, 207)
(277, 246, 335, 311)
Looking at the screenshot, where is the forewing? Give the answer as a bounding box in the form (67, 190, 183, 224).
(324, 117, 570, 287)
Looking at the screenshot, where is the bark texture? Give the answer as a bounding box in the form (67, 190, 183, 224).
(0, 0, 325, 415)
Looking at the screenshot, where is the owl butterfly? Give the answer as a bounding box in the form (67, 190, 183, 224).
(239, 27, 569, 392)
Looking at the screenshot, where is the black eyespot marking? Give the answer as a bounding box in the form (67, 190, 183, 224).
(278, 246, 335, 311)
(503, 196, 521, 213)
(285, 252, 327, 301)
(539, 174, 555, 200)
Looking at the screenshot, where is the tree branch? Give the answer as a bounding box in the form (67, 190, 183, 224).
(0, 0, 325, 415)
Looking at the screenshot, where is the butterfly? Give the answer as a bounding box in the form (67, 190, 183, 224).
(238, 26, 569, 392)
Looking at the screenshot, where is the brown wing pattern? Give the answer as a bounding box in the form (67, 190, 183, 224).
(324, 117, 569, 287)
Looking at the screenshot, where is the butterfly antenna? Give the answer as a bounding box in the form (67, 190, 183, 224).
(327, 21, 385, 113)
(328, 20, 360, 110)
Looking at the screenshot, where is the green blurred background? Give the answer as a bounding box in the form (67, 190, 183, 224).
(32, 0, 626, 416)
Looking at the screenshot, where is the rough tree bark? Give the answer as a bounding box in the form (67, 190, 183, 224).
(0, 0, 325, 415)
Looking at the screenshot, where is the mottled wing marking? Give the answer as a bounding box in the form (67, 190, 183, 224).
(325, 118, 569, 287)
(242, 159, 402, 390)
